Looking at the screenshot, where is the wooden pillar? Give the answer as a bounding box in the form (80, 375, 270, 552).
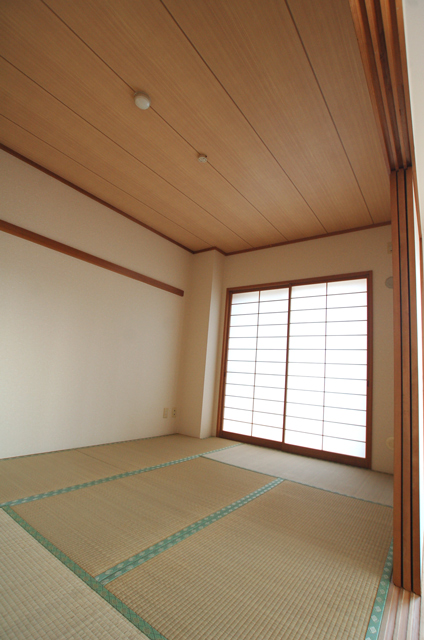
(391, 167, 421, 595)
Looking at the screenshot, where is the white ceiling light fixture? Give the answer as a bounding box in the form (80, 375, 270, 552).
(134, 91, 151, 110)
(198, 154, 208, 163)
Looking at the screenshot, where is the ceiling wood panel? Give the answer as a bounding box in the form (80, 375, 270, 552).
(0, 119, 210, 252)
(0, 59, 251, 253)
(0, 0, 288, 249)
(0, 0, 391, 253)
(41, 0, 327, 240)
(162, 0, 376, 230)
(286, 0, 390, 223)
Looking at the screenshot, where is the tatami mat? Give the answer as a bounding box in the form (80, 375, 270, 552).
(109, 481, 393, 640)
(0, 449, 122, 504)
(78, 434, 235, 473)
(0, 509, 149, 640)
(205, 442, 394, 505)
(13, 457, 273, 577)
(0, 435, 237, 505)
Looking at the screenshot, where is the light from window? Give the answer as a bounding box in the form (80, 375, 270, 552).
(221, 276, 369, 460)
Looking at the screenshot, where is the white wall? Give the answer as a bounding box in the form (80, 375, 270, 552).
(0, 149, 395, 474)
(212, 226, 394, 474)
(0, 150, 191, 458)
(178, 250, 224, 439)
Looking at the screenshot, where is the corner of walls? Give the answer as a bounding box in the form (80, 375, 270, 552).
(178, 250, 225, 439)
(213, 226, 394, 473)
(0, 150, 191, 457)
(199, 251, 225, 438)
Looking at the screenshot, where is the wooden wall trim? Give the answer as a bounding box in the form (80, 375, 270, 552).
(1, 146, 391, 260)
(391, 168, 421, 595)
(0, 219, 184, 297)
(394, 0, 421, 226)
(197, 222, 391, 257)
(192, 246, 227, 256)
(0, 144, 194, 255)
(216, 272, 373, 469)
(349, 0, 414, 174)
(350, 0, 422, 597)
(391, 171, 403, 588)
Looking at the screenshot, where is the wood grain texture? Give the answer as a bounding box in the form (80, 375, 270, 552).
(0, 0, 397, 251)
(397, 170, 412, 593)
(0, 58, 251, 253)
(405, 169, 420, 595)
(379, 1, 410, 168)
(391, 171, 402, 588)
(394, 0, 421, 225)
(0, 219, 185, 297)
(349, 0, 412, 172)
(0, 0, 287, 249)
(222, 221, 391, 256)
(349, 0, 395, 170)
(162, 0, 374, 230)
(391, 168, 421, 596)
(9, 0, 332, 241)
(365, 0, 402, 168)
(286, 0, 390, 223)
(0, 139, 207, 252)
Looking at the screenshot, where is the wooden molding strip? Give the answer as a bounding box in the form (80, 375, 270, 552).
(0, 144, 194, 255)
(391, 168, 421, 596)
(349, 0, 413, 172)
(213, 221, 391, 256)
(1, 145, 392, 259)
(192, 245, 227, 256)
(0, 219, 184, 297)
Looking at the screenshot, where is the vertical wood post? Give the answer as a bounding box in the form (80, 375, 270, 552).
(391, 167, 421, 595)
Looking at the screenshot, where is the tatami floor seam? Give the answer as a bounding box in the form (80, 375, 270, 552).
(202, 454, 394, 507)
(1, 505, 169, 640)
(96, 478, 284, 585)
(0, 436, 393, 640)
(0, 443, 242, 508)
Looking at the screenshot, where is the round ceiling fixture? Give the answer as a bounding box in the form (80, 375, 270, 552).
(198, 154, 208, 163)
(134, 92, 151, 110)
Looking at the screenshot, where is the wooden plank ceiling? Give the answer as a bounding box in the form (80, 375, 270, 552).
(0, 0, 390, 254)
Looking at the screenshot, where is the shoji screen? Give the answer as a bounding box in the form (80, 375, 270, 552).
(220, 274, 371, 467)
(223, 287, 289, 442)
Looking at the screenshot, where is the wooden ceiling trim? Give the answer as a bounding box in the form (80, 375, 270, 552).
(348, 0, 395, 170)
(379, 1, 410, 168)
(42, 0, 327, 242)
(0, 219, 185, 297)
(285, 0, 390, 224)
(349, 0, 412, 171)
(0, 60, 253, 253)
(393, 0, 420, 225)
(363, 0, 403, 168)
(0, 139, 208, 253)
(0, 0, 287, 248)
(192, 246, 227, 256)
(220, 221, 392, 256)
(162, 0, 373, 231)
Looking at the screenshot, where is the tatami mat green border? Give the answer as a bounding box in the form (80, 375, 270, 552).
(204, 455, 393, 508)
(0, 443, 241, 508)
(96, 478, 284, 585)
(1, 505, 168, 640)
(364, 540, 393, 640)
(1, 482, 393, 640)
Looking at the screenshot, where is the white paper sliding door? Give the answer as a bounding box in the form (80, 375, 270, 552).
(219, 273, 371, 467)
(223, 287, 289, 442)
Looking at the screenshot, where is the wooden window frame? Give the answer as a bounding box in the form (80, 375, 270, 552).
(216, 271, 373, 469)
